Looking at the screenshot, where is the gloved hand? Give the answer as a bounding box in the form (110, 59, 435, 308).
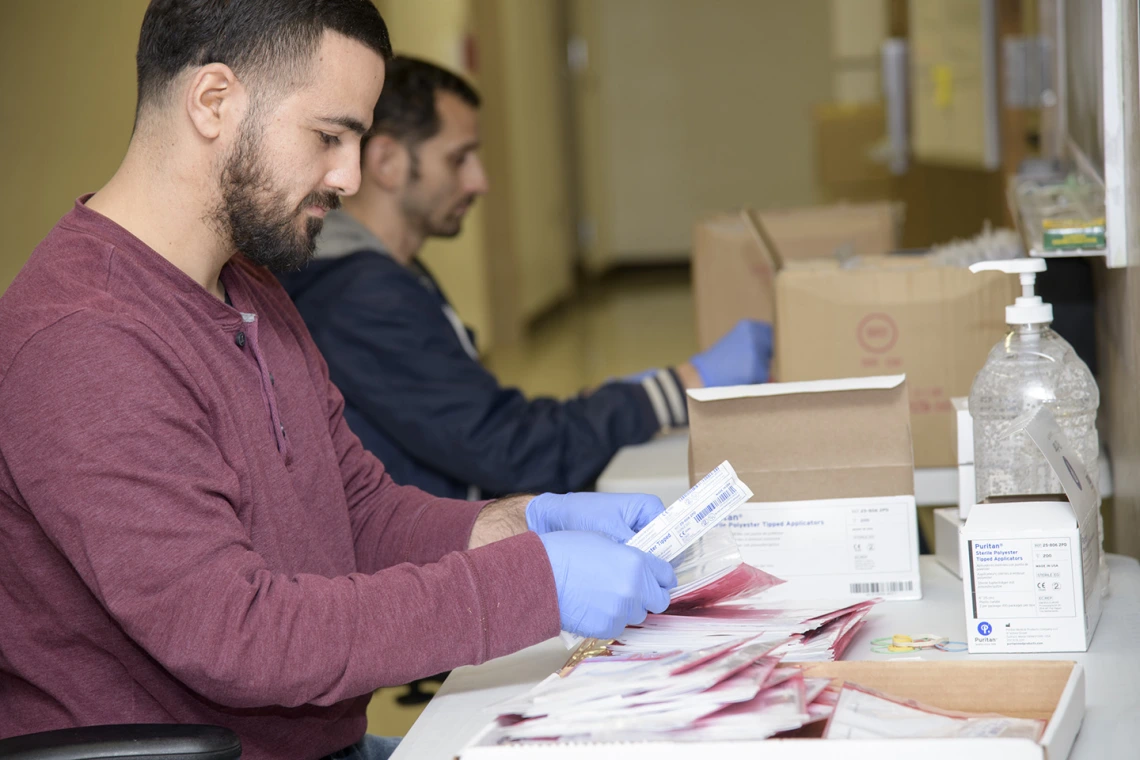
(526, 492, 665, 543)
(539, 530, 677, 640)
(690, 319, 773, 387)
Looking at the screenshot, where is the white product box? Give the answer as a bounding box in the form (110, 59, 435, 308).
(933, 507, 963, 578)
(724, 495, 921, 601)
(960, 408, 1102, 654)
(688, 375, 921, 603)
(959, 462, 977, 518)
(952, 396, 973, 465)
(952, 397, 979, 519)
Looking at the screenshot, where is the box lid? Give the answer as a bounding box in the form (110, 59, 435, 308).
(687, 375, 914, 502)
(963, 500, 1078, 534)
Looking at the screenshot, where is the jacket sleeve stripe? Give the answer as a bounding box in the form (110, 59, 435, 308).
(640, 375, 672, 432)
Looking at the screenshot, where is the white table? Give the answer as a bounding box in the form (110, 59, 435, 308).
(594, 431, 1114, 506)
(391, 555, 1140, 759)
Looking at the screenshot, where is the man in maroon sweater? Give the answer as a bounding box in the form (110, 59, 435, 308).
(0, 2, 676, 759)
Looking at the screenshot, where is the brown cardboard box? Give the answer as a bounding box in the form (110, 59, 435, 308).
(800, 660, 1077, 721)
(687, 376, 913, 502)
(691, 204, 1017, 468)
(776, 257, 1015, 468)
(465, 659, 1085, 759)
(795, 660, 1085, 759)
(692, 201, 902, 351)
(687, 376, 921, 601)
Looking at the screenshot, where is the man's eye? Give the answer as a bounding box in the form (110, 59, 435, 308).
(319, 132, 341, 146)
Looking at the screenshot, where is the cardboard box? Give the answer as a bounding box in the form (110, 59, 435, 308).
(776, 258, 1015, 468)
(688, 375, 921, 601)
(692, 201, 902, 350)
(796, 661, 1085, 760)
(961, 409, 1102, 654)
(934, 507, 963, 578)
(463, 660, 1086, 760)
(691, 206, 1016, 468)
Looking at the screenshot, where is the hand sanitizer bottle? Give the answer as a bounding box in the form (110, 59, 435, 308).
(968, 259, 1106, 592)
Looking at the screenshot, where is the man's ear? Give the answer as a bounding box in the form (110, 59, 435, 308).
(364, 135, 413, 191)
(185, 63, 243, 141)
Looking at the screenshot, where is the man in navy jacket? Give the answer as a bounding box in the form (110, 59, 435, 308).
(278, 57, 771, 500)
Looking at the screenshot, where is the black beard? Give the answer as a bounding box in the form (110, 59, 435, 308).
(217, 120, 340, 273)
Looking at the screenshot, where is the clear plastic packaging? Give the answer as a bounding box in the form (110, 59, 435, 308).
(1012, 173, 1105, 253)
(668, 526, 783, 609)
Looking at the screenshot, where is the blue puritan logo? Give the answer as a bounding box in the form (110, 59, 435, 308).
(977, 621, 993, 636)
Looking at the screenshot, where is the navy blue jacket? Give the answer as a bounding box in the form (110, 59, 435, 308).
(277, 211, 686, 500)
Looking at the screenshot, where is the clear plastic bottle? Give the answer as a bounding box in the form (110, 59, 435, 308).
(967, 259, 1106, 591)
(970, 324, 1100, 497)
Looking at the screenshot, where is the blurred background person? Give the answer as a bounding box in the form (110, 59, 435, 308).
(278, 57, 772, 500)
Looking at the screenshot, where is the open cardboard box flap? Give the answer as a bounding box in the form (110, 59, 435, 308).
(747, 202, 902, 266)
(687, 375, 914, 502)
(797, 660, 1074, 721)
(691, 201, 901, 350)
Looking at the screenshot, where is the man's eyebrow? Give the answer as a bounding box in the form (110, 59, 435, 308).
(317, 115, 369, 135)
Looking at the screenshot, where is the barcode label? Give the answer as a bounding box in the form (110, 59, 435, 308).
(694, 484, 738, 523)
(694, 504, 716, 522)
(850, 580, 914, 595)
(715, 484, 737, 504)
(625, 461, 753, 563)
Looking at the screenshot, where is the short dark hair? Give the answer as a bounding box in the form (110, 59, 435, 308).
(365, 56, 480, 154)
(135, 0, 392, 116)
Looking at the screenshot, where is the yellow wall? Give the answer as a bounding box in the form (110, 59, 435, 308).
(0, 1, 497, 355)
(570, 0, 834, 270)
(0, 0, 150, 293)
(477, 0, 575, 322)
(375, 0, 496, 350)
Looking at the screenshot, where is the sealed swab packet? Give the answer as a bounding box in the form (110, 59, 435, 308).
(626, 461, 753, 561)
(560, 461, 753, 648)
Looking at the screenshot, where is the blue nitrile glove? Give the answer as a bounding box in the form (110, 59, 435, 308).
(539, 530, 677, 640)
(526, 492, 666, 543)
(690, 319, 773, 386)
